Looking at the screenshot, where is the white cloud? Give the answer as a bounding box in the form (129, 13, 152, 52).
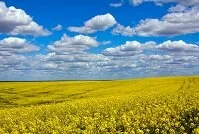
(148, 55, 173, 60)
(68, 13, 117, 34)
(37, 63, 58, 70)
(0, 1, 50, 36)
(47, 53, 107, 62)
(168, 4, 188, 12)
(101, 40, 199, 78)
(52, 24, 62, 31)
(0, 37, 40, 53)
(101, 40, 111, 45)
(158, 40, 199, 52)
(110, 2, 123, 7)
(0, 54, 26, 70)
(130, 0, 199, 6)
(11, 22, 51, 36)
(103, 40, 199, 57)
(131, 0, 143, 5)
(112, 23, 135, 36)
(0, 37, 40, 77)
(48, 34, 99, 54)
(103, 41, 158, 57)
(103, 41, 143, 56)
(112, 6, 199, 36)
(0, 37, 198, 80)
(44, 34, 108, 70)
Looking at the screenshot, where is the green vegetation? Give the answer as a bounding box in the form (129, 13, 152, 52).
(0, 76, 199, 133)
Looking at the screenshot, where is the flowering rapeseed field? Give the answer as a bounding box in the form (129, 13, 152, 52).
(0, 76, 199, 133)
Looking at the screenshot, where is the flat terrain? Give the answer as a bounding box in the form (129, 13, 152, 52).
(0, 76, 194, 107)
(0, 76, 199, 133)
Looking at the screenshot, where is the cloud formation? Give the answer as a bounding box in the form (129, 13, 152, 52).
(168, 4, 187, 12)
(0, 2, 50, 36)
(103, 41, 143, 56)
(0, 37, 40, 79)
(112, 5, 199, 36)
(130, 0, 199, 6)
(112, 24, 135, 36)
(1, 36, 198, 80)
(103, 40, 199, 56)
(0, 37, 40, 54)
(0, 1, 198, 80)
(110, 2, 123, 7)
(48, 34, 99, 54)
(158, 40, 199, 52)
(68, 13, 117, 34)
(52, 24, 62, 31)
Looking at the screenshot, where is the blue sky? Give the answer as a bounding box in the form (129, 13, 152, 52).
(0, 0, 199, 80)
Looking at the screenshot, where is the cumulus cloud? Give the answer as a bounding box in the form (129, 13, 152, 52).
(0, 37, 40, 54)
(0, 54, 28, 79)
(158, 40, 199, 52)
(0, 37, 198, 80)
(103, 41, 159, 57)
(0, 37, 40, 78)
(68, 13, 117, 34)
(0, 1, 50, 36)
(130, 0, 199, 6)
(47, 53, 107, 62)
(112, 6, 199, 36)
(103, 40, 199, 57)
(103, 41, 143, 56)
(43, 34, 108, 72)
(102, 40, 199, 78)
(147, 55, 173, 60)
(48, 34, 99, 54)
(52, 24, 62, 31)
(112, 24, 135, 36)
(168, 4, 188, 12)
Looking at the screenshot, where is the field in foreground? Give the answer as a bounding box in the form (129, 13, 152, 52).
(0, 76, 199, 133)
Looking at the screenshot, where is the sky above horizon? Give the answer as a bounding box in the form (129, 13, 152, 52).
(0, 0, 199, 80)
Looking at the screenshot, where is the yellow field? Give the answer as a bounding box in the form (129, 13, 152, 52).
(0, 76, 199, 133)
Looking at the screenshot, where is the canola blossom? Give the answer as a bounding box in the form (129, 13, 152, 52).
(0, 76, 199, 133)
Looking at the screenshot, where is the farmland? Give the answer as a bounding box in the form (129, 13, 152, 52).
(0, 76, 199, 133)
